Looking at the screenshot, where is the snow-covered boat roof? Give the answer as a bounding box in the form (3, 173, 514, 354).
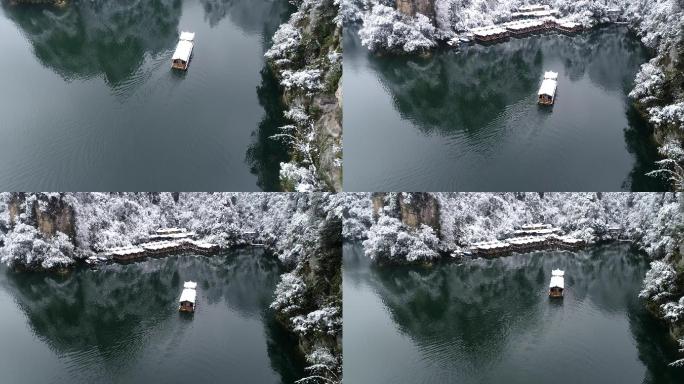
(179, 31, 195, 42)
(156, 228, 187, 234)
(517, 4, 550, 12)
(521, 223, 552, 230)
(141, 240, 180, 250)
(471, 240, 510, 250)
(179, 288, 196, 304)
(183, 239, 218, 249)
(558, 236, 583, 244)
(538, 78, 557, 97)
(173, 40, 194, 62)
(184, 281, 197, 289)
(105, 245, 145, 256)
(508, 236, 548, 245)
(513, 228, 558, 236)
(150, 231, 195, 240)
(556, 18, 580, 29)
(549, 275, 564, 289)
(471, 26, 508, 36)
(504, 19, 545, 30)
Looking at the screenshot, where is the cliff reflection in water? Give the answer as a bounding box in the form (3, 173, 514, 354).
(0, 249, 303, 383)
(364, 26, 647, 136)
(345, 25, 665, 191)
(345, 243, 684, 383)
(200, 0, 292, 35)
(1, 0, 182, 85)
(0, 0, 294, 190)
(2, 0, 290, 85)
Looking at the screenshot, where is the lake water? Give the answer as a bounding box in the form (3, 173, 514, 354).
(344, 26, 666, 191)
(344, 242, 684, 384)
(0, 249, 303, 384)
(0, 0, 292, 191)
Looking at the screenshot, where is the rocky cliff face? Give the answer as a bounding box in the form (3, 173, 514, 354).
(8, 193, 76, 241)
(373, 192, 441, 234)
(396, 0, 435, 19)
(266, 0, 342, 192)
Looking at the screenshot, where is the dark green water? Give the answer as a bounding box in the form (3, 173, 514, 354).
(344, 242, 684, 384)
(345, 26, 666, 191)
(0, 250, 304, 384)
(0, 0, 292, 191)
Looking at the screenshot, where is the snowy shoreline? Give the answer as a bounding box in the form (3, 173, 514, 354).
(0, 192, 343, 383)
(343, 0, 684, 190)
(342, 192, 684, 364)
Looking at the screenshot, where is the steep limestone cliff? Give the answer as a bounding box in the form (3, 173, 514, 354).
(396, 0, 435, 19)
(266, 0, 342, 192)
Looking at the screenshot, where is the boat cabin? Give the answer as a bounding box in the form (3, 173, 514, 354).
(172, 31, 195, 70)
(538, 71, 558, 105)
(549, 269, 564, 298)
(179, 281, 197, 312)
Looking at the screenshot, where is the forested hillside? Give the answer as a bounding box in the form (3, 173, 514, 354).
(0, 192, 343, 383)
(342, 192, 684, 365)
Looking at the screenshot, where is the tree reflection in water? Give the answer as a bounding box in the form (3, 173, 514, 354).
(0, 248, 304, 383)
(346, 242, 684, 383)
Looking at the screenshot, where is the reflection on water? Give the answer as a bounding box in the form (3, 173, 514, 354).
(0, 0, 292, 190)
(344, 242, 684, 384)
(344, 26, 666, 191)
(247, 65, 291, 191)
(2, 0, 291, 84)
(0, 250, 304, 384)
(1, 0, 182, 85)
(200, 0, 292, 36)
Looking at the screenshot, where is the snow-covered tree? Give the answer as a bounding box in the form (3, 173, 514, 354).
(639, 260, 678, 303)
(359, 4, 437, 53)
(266, 0, 342, 192)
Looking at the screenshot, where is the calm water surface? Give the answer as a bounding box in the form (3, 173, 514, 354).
(0, 250, 303, 384)
(345, 26, 666, 191)
(344, 242, 684, 384)
(0, 0, 292, 190)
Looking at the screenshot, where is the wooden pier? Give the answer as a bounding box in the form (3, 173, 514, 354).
(471, 26, 510, 43)
(91, 228, 223, 264)
(457, 4, 584, 46)
(467, 224, 585, 258)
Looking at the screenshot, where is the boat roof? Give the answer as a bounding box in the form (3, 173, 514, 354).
(179, 31, 195, 42)
(156, 227, 187, 234)
(550, 275, 565, 289)
(173, 40, 193, 62)
(184, 281, 197, 289)
(518, 4, 550, 12)
(544, 71, 558, 80)
(471, 26, 508, 36)
(552, 269, 565, 276)
(179, 288, 196, 304)
(538, 78, 557, 97)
